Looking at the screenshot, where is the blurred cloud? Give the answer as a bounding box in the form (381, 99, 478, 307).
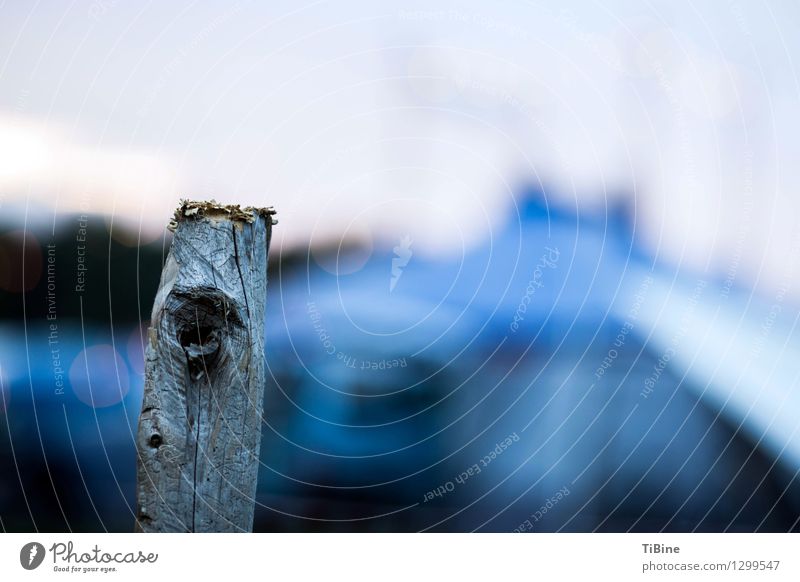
(0, 114, 179, 227)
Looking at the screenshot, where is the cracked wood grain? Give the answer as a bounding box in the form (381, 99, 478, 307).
(135, 201, 275, 532)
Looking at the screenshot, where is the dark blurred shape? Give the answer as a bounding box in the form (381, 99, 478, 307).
(0, 229, 42, 293)
(0, 215, 167, 325)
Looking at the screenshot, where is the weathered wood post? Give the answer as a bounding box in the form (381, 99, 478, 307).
(135, 200, 276, 532)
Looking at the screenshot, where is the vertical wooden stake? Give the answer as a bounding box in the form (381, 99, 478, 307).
(135, 200, 276, 532)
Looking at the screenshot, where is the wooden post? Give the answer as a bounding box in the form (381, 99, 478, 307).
(135, 200, 276, 532)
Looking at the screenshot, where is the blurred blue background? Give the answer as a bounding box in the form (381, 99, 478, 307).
(1, 0, 800, 531)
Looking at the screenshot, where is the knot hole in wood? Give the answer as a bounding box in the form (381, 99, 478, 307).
(166, 287, 244, 381)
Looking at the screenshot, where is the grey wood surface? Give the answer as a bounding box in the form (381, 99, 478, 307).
(135, 201, 275, 532)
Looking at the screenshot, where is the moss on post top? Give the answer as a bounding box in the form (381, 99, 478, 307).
(168, 199, 277, 232)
